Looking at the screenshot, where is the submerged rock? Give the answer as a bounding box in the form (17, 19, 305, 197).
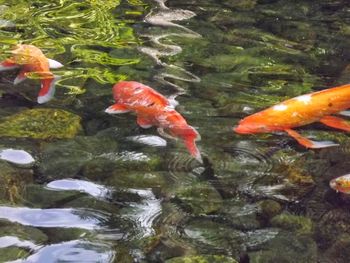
(166, 255, 238, 263)
(0, 247, 30, 262)
(38, 135, 118, 179)
(0, 160, 33, 204)
(175, 181, 223, 215)
(0, 222, 47, 262)
(322, 234, 350, 263)
(257, 200, 282, 222)
(270, 213, 314, 235)
(248, 231, 317, 263)
(0, 108, 82, 139)
(317, 209, 350, 246)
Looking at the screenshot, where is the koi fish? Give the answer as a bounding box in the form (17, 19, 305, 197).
(0, 44, 63, 103)
(330, 174, 350, 194)
(105, 81, 202, 163)
(234, 84, 350, 148)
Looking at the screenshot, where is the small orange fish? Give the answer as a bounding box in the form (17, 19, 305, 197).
(0, 44, 63, 103)
(105, 81, 202, 163)
(330, 174, 350, 194)
(234, 84, 350, 148)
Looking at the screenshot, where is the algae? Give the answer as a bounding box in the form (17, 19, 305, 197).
(0, 108, 82, 139)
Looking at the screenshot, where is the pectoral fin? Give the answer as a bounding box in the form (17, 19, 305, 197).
(48, 59, 64, 69)
(319, 116, 350, 132)
(338, 111, 350, 117)
(137, 117, 153, 128)
(105, 104, 130, 114)
(157, 128, 178, 141)
(13, 69, 28, 85)
(37, 75, 60, 104)
(285, 128, 338, 149)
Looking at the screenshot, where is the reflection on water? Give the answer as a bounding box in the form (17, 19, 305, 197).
(0, 0, 349, 262)
(46, 179, 111, 199)
(0, 148, 35, 166)
(20, 240, 114, 263)
(0, 207, 106, 229)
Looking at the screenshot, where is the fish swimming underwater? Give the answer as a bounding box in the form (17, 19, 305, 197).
(234, 84, 350, 148)
(0, 44, 63, 103)
(330, 174, 350, 194)
(105, 81, 202, 163)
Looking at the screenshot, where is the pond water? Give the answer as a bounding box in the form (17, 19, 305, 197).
(0, 0, 349, 262)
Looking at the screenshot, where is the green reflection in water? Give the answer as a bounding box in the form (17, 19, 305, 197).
(0, 0, 148, 95)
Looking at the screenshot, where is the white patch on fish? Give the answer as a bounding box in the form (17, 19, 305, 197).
(296, 94, 312, 104)
(273, 104, 288, 111)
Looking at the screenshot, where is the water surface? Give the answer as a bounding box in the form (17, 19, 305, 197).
(0, 0, 349, 262)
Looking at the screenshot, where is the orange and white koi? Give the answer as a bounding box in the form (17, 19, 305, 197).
(0, 44, 63, 103)
(105, 81, 202, 163)
(234, 84, 350, 148)
(330, 174, 350, 194)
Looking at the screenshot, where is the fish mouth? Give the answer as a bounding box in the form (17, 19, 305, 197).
(233, 125, 253, 134)
(329, 179, 337, 190)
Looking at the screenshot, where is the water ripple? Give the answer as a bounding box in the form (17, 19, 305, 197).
(122, 188, 162, 238)
(139, 0, 201, 92)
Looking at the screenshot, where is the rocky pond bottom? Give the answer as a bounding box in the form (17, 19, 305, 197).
(0, 0, 349, 262)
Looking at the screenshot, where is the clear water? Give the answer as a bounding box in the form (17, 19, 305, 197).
(0, 0, 349, 262)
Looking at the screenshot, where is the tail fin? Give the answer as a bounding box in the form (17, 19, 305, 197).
(184, 137, 203, 163)
(37, 75, 60, 104)
(181, 125, 202, 163)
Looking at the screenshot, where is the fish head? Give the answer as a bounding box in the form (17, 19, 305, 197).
(112, 81, 144, 101)
(11, 44, 42, 65)
(330, 174, 350, 194)
(234, 115, 272, 134)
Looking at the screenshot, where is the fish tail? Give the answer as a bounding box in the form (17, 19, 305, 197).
(37, 75, 60, 104)
(180, 125, 202, 163)
(184, 137, 203, 163)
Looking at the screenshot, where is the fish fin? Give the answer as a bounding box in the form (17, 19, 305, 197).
(167, 96, 179, 108)
(157, 128, 178, 141)
(37, 75, 60, 104)
(0, 59, 18, 71)
(105, 104, 130, 114)
(184, 137, 203, 163)
(320, 116, 350, 132)
(137, 117, 153, 128)
(48, 58, 64, 69)
(338, 111, 350, 117)
(285, 128, 339, 149)
(189, 125, 201, 141)
(13, 69, 28, 85)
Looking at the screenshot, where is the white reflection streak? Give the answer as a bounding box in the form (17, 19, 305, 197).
(46, 179, 110, 199)
(139, 0, 201, 90)
(0, 207, 102, 230)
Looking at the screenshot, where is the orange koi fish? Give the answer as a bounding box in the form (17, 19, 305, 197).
(105, 81, 202, 163)
(0, 44, 63, 103)
(330, 174, 350, 194)
(234, 84, 350, 148)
